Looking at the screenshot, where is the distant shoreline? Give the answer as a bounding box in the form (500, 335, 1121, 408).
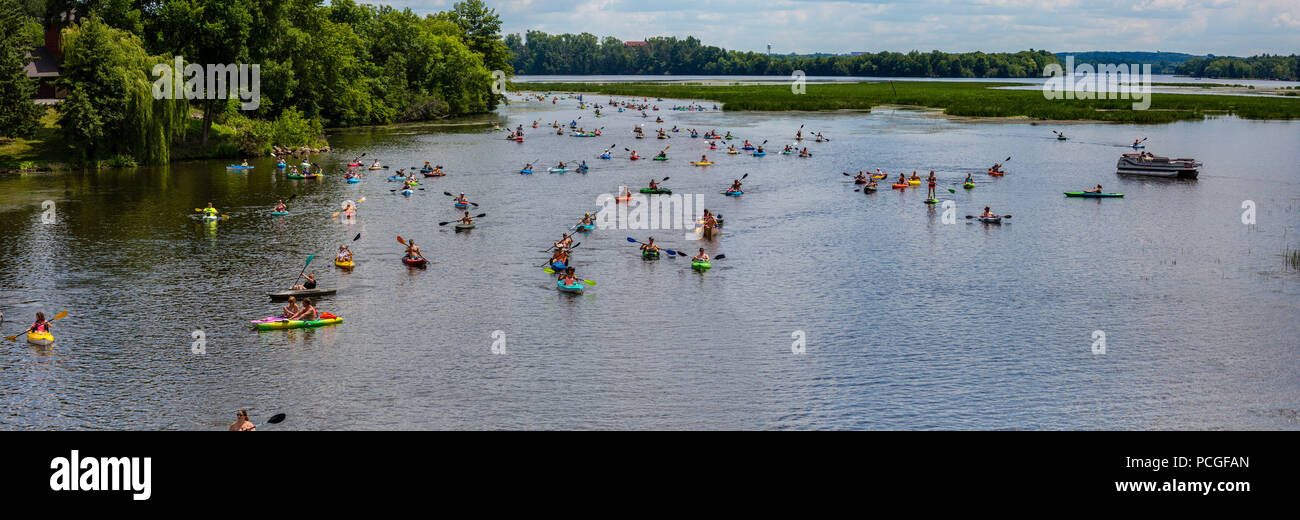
(512, 81, 1300, 123)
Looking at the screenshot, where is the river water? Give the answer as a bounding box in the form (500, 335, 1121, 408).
(2, 94, 1298, 430)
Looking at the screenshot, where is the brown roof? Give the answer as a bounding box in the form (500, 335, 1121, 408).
(24, 46, 60, 78)
(624, 41, 648, 47)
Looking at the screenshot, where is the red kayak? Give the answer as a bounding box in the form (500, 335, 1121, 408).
(403, 256, 428, 268)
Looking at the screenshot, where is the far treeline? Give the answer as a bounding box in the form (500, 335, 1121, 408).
(1176, 54, 1299, 81)
(506, 32, 1059, 78)
(0, 0, 509, 166)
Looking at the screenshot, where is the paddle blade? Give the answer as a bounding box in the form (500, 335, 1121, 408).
(353, 233, 361, 241)
(625, 237, 637, 243)
(584, 279, 597, 286)
(543, 267, 556, 274)
(714, 254, 725, 260)
(304, 254, 314, 267)
(265, 413, 286, 424)
(397, 236, 407, 245)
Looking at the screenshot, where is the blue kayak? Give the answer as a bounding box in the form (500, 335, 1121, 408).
(556, 280, 584, 294)
(401, 189, 413, 196)
(346, 178, 360, 183)
(551, 261, 567, 270)
(752, 152, 766, 157)
(576, 224, 595, 232)
(275, 163, 286, 168)
(599, 155, 611, 159)
(724, 190, 743, 196)
(226, 165, 253, 169)
(520, 169, 533, 174)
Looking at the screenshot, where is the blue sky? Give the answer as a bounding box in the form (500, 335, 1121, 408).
(391, 0, 1299, 56)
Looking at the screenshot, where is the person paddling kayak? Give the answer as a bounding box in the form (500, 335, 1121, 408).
(230, 410, 256, 431)
(404, 241, 425, 261)
(273, 200, 287, 213)
(964, 172, 974, 184)
(203, 202, 219, 217)
(640, 237, 660, 254)
(655, 150, 667, 159)
(23, 312, 52, 338)
(728, 179, 743, 192)
(897, 173, 908, 186)
(336, 245, 353, 263)
(291, 271, 317, 290)
(854, 171, 868, 183)
(455, 211, 474, 226)
(909, 171, 921, 183)
(980, 206, 998, 218)
(648, 178, 662, 190)
(692, 248, 710, 262)
(578, 213, 595, 226)
(454, 192, 469, 205)
(1083, 184, 1104, 194)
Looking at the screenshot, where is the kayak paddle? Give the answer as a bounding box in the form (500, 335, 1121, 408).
(287, 255, 314, 289)
(439, 213, 486, 226)
(541, 268, 597, 285)
(259, 413, 286, 427)
(4, 310, 67, 341)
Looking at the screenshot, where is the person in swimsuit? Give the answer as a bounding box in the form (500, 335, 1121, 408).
(927, 171, 937, 198)
(640, 237, 660, 254)
(291, 298, 320, 321)
(272, 200, 286, 212)
(281, 296, 300, 318)
(336, 245, 352, 262)
(692, 248, 710, 262)
(729, 179, 743, 192)
(897, 173, 908, 186)
(981, 206, 997, 218)
(1084, 184, 1103, 194)
(456, 211, 474, 225)
(229, 410, 256, 431)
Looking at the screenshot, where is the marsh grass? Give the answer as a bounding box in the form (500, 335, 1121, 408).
(516, 81, 1300, 122)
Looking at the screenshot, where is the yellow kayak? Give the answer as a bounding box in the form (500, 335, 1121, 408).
(908, 179, 921, 185)
(692, 161, 713, 166)
(334, 258, 355, 269)
(27, 331, 54, 346)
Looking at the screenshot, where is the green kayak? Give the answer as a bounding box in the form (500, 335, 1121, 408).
(691, 261, 711, 271)
(639, 188, 672, 194)
(253, 317, 343, 331)
(1064, 192, 1124, 198)
(642, 249, 660, 259)
(963, 183, 975, 189)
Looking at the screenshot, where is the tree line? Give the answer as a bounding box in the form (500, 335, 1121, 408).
(505, 32, 1059, 78)
(0, 0, 509, 164)
(1175, 54, 1299, 81)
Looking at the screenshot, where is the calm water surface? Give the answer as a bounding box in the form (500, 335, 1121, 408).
(1, 95, 1298, 430)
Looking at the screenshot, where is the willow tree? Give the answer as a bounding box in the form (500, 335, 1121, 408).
(58, 14, 187, 164)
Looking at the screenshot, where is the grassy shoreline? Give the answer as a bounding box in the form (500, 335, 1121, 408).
(512, 81, 1300, 122)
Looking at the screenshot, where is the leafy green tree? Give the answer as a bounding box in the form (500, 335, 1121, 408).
(57, 14, 187, 163)
(0, 0, 44, 138)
